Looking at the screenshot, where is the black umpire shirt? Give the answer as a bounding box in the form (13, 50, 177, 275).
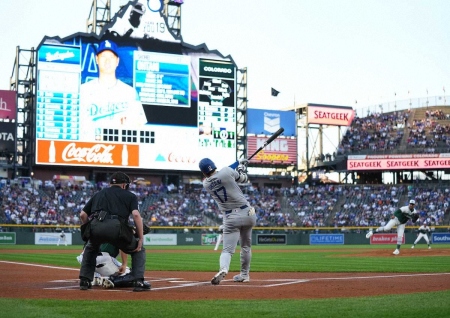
(82, 186, 139, 219)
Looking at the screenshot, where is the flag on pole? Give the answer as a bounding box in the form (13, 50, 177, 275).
(271, 88, 280, 97)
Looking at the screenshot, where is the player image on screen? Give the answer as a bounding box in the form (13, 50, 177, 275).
(79, 40, 146, 141)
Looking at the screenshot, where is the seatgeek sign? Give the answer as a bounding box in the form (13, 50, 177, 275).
(348, 154, 450, 171)
(307, 104, 355, 126)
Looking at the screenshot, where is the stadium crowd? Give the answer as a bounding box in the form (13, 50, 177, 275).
(1, 107, 450, 231)
(1, 180, 448, 232)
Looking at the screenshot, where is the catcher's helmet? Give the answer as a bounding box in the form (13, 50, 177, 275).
(199, 158, 216, 175)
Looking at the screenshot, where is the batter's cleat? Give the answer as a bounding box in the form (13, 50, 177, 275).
(79, 278, 92, 290)
(133, 280, 151, 292)
(211, 269, 227, 285)
(233, 274, 250, 283)
(411, 245, 415, 249)
(102, 278, 114, 289)
(92, 277, 103, 286)
(365, 230, 373, 239)
(393, 249, 400, 255)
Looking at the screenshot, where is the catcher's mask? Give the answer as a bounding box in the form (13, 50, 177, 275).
(110, 171, 131, 190)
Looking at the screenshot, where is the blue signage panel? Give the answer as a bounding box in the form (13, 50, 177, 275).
(309, 234, 344, 245)
(431, 233, 450, 244)
(247, 109, 296, 136)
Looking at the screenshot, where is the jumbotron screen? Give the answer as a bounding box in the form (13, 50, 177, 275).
(34, 35, 237, 171)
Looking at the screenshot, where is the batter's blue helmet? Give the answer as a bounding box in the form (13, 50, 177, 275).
(199, 158, 217, 174)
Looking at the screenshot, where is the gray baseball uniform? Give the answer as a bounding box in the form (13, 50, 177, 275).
(202, 166, 256, 277)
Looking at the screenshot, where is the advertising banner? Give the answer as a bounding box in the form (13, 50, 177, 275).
(369, 233, 405, 244)
(309, 234, 344, 245)
(247, 109, 296, 136)
(257, 234, 287, 245)
(201, 233, 221, 246)
(348, 154, 450, 171)
(307, 105, 354, 126)
(0, 90, 16, 120)
(0, 232, 16, 244)
(36, 139, 139, 167)
(247, 136, 297, 165)
(143, 234, 177, 245)
(35, 233, 72, 245)
(431, 233, 450, 244)
(0, 122, 16, 152)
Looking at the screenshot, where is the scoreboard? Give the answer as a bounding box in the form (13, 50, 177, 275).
(34, 1, 238, 171)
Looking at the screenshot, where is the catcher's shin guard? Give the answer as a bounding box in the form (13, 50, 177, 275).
(110, 273, 136, 288)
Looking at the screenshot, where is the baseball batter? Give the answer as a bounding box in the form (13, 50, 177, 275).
(79, 40, 146, 141)
(199, 158, 256, 285)
(366, 199, 419, 255)
(411, 222, 432, 249)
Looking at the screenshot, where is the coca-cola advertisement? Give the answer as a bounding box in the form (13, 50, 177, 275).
(36, 140, 139, 167)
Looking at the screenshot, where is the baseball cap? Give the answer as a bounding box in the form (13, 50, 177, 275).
(97, 40, 119, 56)
(409, 199, 416, 205)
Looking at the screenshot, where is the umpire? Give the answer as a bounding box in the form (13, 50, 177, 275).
(78, 171, 149, 291)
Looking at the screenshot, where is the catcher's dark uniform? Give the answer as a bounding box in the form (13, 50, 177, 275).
(79, 172, 146, 286)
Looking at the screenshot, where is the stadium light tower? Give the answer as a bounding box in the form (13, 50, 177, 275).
(86, 0, 112, 35)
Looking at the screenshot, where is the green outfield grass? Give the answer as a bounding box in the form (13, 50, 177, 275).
(0, 244, 448, 272)
(0, 245, 449, 317)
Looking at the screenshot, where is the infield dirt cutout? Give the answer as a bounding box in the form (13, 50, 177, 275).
(1, 248, 449, 301)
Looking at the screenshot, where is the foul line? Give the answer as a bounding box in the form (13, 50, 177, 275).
(2, 261, 449, 291)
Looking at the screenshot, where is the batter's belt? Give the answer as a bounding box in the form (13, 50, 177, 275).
(225, 205, 248, 215)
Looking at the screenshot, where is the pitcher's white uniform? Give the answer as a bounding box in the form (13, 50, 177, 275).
(366, 199, 418, 255)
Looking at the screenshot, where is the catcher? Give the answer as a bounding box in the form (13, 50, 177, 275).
(77, 224, 150, 287)
(77, 243, 130, 286)
(366, 199, 419, 255)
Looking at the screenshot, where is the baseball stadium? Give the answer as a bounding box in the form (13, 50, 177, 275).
(0, 1, 449, 317)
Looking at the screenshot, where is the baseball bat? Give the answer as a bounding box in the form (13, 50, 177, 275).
(214, 234, 222, 251)
(248, 127, 285, 160)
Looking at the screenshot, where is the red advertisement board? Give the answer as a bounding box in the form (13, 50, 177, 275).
(247, 136, 297, 165)
(369, 233, 405, 244)
(348, 154, 450, 170)
(0, 90, 16, 120)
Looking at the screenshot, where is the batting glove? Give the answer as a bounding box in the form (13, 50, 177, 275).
(237, 164, 247, 173)
(239, 159, 249, 166)
(218, 225, 224, 232)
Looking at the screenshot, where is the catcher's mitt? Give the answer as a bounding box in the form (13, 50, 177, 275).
(132, 224, 151, 238)
(143, 223, 151, 235)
